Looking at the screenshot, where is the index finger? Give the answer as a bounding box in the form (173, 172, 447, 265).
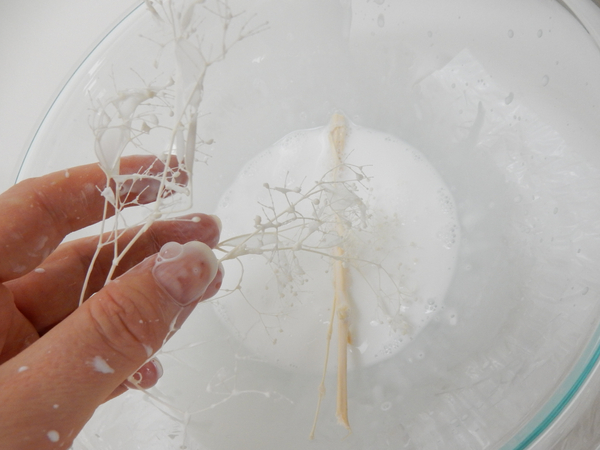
(0, 240, 220, 449)
(0, 156, 179, 282)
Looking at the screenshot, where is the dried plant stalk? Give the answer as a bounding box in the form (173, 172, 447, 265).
(309, 113, 353, 438)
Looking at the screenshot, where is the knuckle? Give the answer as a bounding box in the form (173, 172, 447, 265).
(86, 284, 167, 360)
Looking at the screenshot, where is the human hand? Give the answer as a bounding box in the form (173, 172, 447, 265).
(0, 156, 223, 449)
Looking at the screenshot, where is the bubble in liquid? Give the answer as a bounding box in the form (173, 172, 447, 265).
(381, 401, 392, 411)
(425, 299, 438, 314)
(377, 14, 385, 28)
(447, 311, 458, 326)
(437, 222, 458, 249)
(542, 75, 550, 86)
(508, 29, 514, 38)
(438, 188, 455, 215)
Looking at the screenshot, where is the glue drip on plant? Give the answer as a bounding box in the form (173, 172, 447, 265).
(81, 0, 267, 304)
(214, 114, 460, 436)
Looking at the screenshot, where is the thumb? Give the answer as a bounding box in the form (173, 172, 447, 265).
(0, 241, 219, 450)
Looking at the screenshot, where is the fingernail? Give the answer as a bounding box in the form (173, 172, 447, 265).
(150, 358, 163, 379)
(152, 241, 219, 306)
(210, 215, 222, 233)
(126, 358, 163, 389)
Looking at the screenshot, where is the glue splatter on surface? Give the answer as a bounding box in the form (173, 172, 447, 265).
(90, 356, 115, 374)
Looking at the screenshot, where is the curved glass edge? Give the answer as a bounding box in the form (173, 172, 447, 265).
(560, 0, 600, 48)
(501, 318, 600, 449)
(14, 1, 145, 185)
(506, 3, 600, 446)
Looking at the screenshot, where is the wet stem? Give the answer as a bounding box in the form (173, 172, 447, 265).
(80, 0, 267, 306)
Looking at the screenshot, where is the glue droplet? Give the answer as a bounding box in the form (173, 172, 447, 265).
(47, 430, 60, 443)
(143, 344, 154, 357)
(90, 356, 115, 374)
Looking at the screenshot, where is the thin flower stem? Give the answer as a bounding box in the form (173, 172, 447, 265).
(330, 113, 352, 433)
(83, 0, 265, 299)
(79, 176, 112, 306)
(309, 277, 338, 440)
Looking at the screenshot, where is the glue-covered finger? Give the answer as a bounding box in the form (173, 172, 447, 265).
(0, 156, 183, 282)
(0, 241, 219, 450)
(8, 214, 222, 334)
(105, 265, 223, 402)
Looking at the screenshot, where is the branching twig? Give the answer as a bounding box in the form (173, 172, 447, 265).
(82, 0, 266, 305)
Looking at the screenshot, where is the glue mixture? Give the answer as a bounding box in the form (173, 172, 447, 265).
(214, 120, 459, 371)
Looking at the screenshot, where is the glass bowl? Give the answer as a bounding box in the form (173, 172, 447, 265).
(18, 1, 600, 449)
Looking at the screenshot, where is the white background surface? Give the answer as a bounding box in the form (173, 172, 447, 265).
(0, 0, 141, 192)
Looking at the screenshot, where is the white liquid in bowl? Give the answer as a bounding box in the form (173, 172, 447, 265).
(214, 119, 459, 371)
